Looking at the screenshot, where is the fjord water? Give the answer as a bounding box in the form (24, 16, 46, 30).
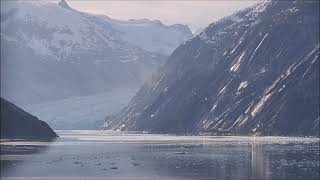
(1, 130, 319, 180)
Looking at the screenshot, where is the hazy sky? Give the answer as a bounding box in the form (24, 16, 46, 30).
(64, 1, 259, 32)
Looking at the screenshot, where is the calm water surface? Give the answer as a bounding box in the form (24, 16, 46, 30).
(1, 130, 319, 180)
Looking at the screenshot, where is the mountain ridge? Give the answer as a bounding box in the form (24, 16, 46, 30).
(105, 0, 319, 136)
(0, 0, 166, 105)
(101, 16, 193, 55)
(1, 0, 193, 106)
(1, 97, 58, 139)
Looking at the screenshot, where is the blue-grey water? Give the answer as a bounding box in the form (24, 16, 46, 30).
(1, 130, 319, 180)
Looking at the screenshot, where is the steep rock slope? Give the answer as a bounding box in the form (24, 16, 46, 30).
(105, 1, 319, 136)
(1, 97, 57, 139)
(0, 0, 165, 105)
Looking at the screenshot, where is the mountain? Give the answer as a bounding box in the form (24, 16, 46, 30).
(0, 0, 166, 105)
(102, 17, 193, 55)
(105, 1, 320, 136)
(1, 97, 57, 139)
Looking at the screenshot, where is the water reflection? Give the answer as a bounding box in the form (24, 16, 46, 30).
(0, 139, 54, 173)
(251, 137, 268, 180)
(0, 131, 319, 180)
(131, 136, 319, 180)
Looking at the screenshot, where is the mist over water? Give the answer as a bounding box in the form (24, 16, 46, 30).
(1, 130, 319, 180)
(21, 89, 137, 130)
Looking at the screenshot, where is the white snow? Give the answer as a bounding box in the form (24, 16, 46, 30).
(211, 103, 218, 112)
(248, 33, 269, 63)
(1, 1, 122, 61)
(230, 51, 246, 72)
(218, 86, 227, 95)
(223, 51, 228, 56)
(152, 75, 164, 91)
(235, 114, 249, 127)
(238, 81, 248, 91)
(278, 85, 286, 92)
(230, 32, 246, 54)
(260, 67, 267, 74)
(119, 124, 126, 130)
(253, 47, 318, 114)
(252, 124, 260, 132)
(250, 92, 273, 117)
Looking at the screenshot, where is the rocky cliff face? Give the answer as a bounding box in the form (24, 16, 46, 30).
(1, 97, 57, 139)
(105, 1, 319, 136)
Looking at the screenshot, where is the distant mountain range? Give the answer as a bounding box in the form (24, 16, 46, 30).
(102, 16, 193, 55)
(1, 97, 57, 139)
(105, 1, 319, 136)
(1, 0, 192, 106)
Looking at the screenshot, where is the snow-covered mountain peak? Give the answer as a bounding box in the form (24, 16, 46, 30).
(1, 0, 167, 105)
(1, 1, 126, 61)
(1, 0, 192, 56)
